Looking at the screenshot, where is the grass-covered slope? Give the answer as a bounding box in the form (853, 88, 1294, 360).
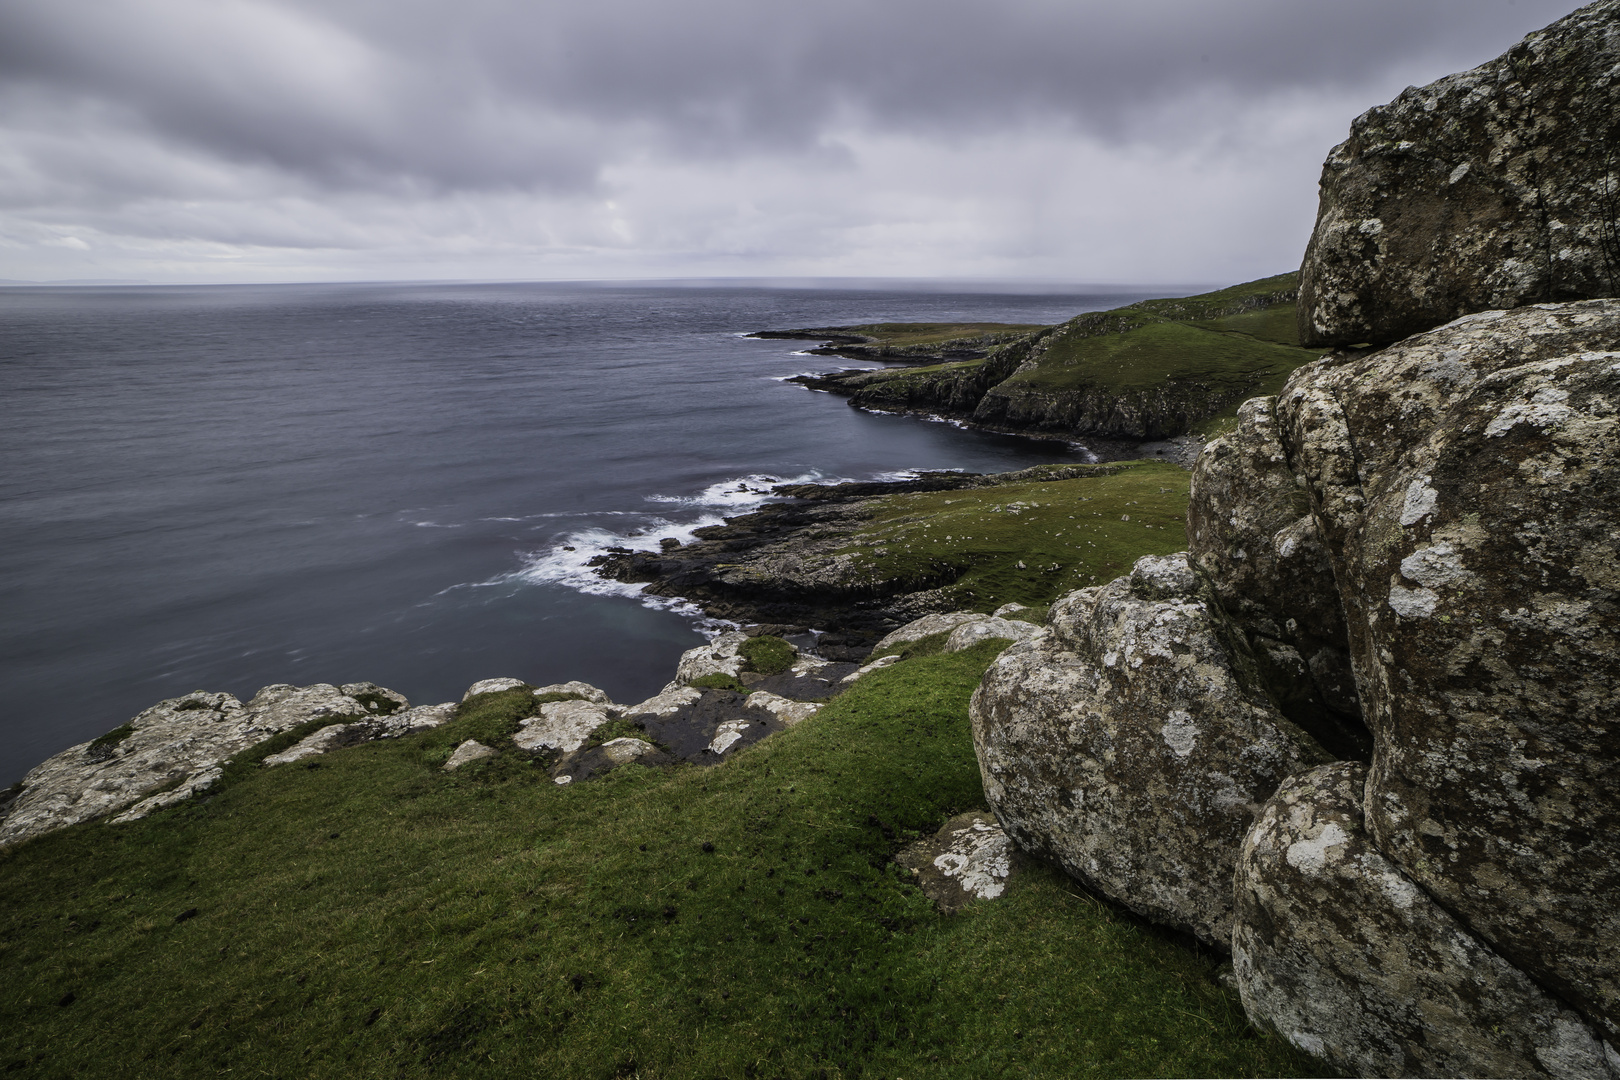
(796, 274, 1320, 441)
(830, 461, 1191, 610)
(0, 645, 1318, 1078)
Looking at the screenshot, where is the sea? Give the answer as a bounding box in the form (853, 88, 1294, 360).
(0, 280, 1174, 784)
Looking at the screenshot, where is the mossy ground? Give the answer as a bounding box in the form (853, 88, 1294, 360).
(0, 642, 1319, 1079)
(833, 461, 1191, 610)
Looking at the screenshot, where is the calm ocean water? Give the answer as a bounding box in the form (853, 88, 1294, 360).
(0, 280, 1168, 783)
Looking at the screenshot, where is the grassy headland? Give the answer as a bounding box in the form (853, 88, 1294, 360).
(791, 273, 1319, 442)
(0, 642, 1317, 1078)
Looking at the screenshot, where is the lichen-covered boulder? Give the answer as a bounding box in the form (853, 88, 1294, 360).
(511, 700, 613, 754)
(0, 682, 389, 846)
(970, 553, 1330, 946)
(1298, 1, 1620, 347)
(262, 702, 455, 766)
(870, 611, 984, 652)
(669, 631, 751, 688)
(1276, 300, 1620, 1039)
(1235, 762, 1618, 1079)
(942, 616, 1041, 653)
(1188, 396, 1364, 757)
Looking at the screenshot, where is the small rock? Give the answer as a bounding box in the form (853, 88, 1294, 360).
(839, 653, 902, 685)
(992, 603, 1031, 618)
(895, 812, 1026, 915)
(532, 681, 614, 706)
(443, 740, 497, 770)
(461, 678, 527, 701)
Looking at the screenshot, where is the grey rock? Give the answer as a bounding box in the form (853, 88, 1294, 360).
(1298, 1, 1620, 347)
(462, 678, 526, 700)
(511, 700, 612, 754)
(741, 691, 821, 728)
(532, 681, 613, 706)
(1235, 762, 1619, 1080)
(943, 616, 1040, 653)
(262, 702, 455, 766)
(895, 812, 1028, 915)
(339, 682, 411, 713)
(1188, 396, 1366, 757)
(871, 611, 984, 653)
(970, 553, 1330, 946)
(443, 740, 497, 770)
(669, 631, 752, 689)
(0, 683, 386, 846)
(624, 685, 703, 718)
(992, 602, 1032, 618)
(1274, 301, 1620, 1038)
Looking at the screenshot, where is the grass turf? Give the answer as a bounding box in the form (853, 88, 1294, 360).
(0, 642, 1319, 1079)
(831, 461, 1191, 610)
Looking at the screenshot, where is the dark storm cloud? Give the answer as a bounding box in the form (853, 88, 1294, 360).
(0, 0, 1583, 195)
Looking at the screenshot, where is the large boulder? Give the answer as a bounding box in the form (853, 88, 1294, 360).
(1298, 1, 1620, 347)
(1188, 395, 1366, 758)
(1274, 301, 1620, 1038)
(1235, 762, 1618, 1080)
(970, 553, 1330, 946)
(0, 683, 390, 846)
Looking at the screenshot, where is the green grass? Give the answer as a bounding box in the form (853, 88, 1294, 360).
(834, 323, 1047, 351)
(739, 636, 796, 676)
(833, 461, 1191, 610)
(1019, 320, 1315, 395)
(0, 643, 1318, 1079)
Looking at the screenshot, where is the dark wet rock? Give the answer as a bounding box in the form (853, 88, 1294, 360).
(1299, 1, 1620, 347)
(551, 738, 672, 784)
(1188, 395, 1367, 759)
(970, 553, 1330, 947)
(0, 683, 394, 847)
(895, 812, 1029, 915)
(1235, 762, 1619, 1080)
(623, 688, 811, 767)
(1273, 300, 1620, 1039)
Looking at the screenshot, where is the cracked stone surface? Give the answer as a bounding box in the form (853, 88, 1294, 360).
(1235, 762, 1618, 1080)
(1273, 301, 1620, 1039)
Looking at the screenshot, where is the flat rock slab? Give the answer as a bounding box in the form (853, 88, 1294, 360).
(895, 812, 1027, 914)
(444, 740, 497, 770)
(263, 702, 455, 766)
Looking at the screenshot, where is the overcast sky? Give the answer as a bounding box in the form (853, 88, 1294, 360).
(0, 0, 1583, 285)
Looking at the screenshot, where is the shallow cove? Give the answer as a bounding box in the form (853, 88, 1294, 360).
(0, 280, 1172, 783)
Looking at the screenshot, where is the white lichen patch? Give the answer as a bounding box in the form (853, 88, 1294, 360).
(932, 820, 1015, 901)
(1399, 542, 1474, 590)
(1284, 821, 1350, 875)
(1485, 385, 1573, 437)
(1161, 709, 1199, 759)
(1399, 476, 1439, 526)
(1388, 584, 1440, 618)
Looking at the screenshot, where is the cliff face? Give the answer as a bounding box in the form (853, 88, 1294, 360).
(1299, 0, 1620, 346)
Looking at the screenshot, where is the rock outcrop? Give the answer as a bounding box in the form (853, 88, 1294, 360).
(1298, 0, 1620, 347)
(1235, 762, 1618, 1080)
(1188, 396, 1366, 759)
(0, 682, 398, 847)
(970, 554, 1330, 946)
(1274, 301, 1620, 1041)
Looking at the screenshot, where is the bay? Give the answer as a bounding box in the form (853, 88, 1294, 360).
(0, 280, 1166, 783)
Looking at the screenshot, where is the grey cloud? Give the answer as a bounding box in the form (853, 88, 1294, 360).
(0, 0, 1583, 196)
